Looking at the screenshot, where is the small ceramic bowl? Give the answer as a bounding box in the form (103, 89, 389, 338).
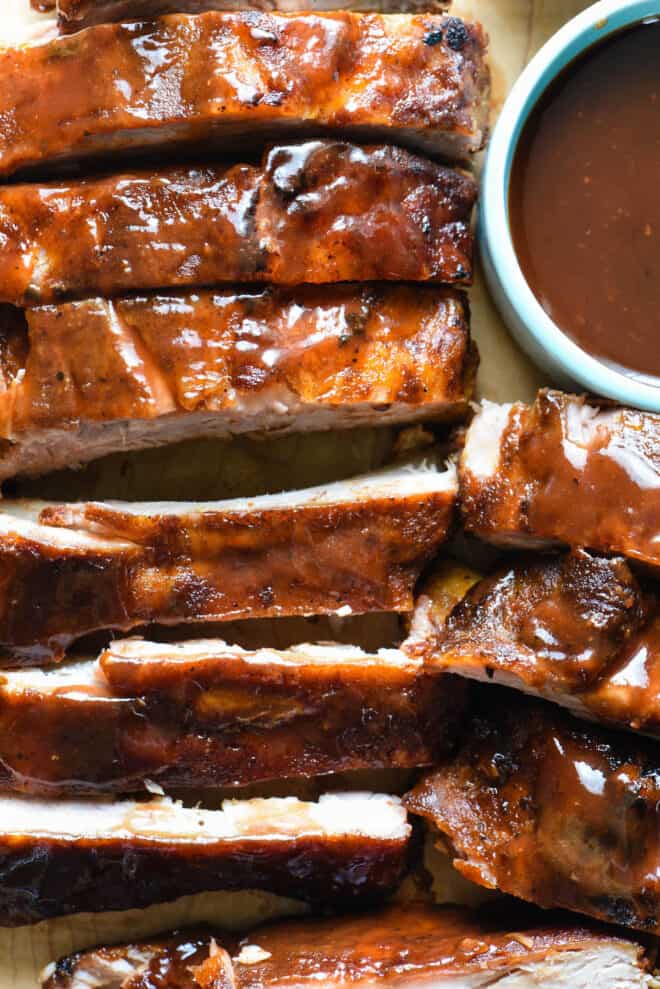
(479, 0, 660, 411)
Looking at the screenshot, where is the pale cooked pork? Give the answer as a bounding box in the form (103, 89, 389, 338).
(41, 903, 657, 988)
(0, 142, 476, 307)
(0, 12, 489, 178)
(0, 791, 410, 925)
(460, 390, 660, 569)
(0, 457, 456, 663)
(0, 285, 477, 481)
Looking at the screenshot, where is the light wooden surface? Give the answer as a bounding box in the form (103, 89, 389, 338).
(1, 1, 592, 985)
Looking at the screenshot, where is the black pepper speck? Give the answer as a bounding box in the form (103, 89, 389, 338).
(445, 18, 469, 51)
(424, 28, 444, 47)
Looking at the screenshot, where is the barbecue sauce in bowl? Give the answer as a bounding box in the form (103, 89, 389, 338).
(510, 19, 660, 382)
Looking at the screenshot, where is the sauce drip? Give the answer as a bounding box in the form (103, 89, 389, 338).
(510, 19, 660, 380)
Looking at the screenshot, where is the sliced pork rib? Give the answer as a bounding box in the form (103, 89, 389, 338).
(0, 457, 456, 664)
(56, 0, 450, 32)
(0, 11, 489, 178)
(0, 637, 465, 794)
(460, 390, 660, 569)
(406, 551, 660, 738)
(40, 903, 656, 988)
(0, 791, 409, 926)
(406, 689, 660, 935)
(0, 142, 476, 308)
(0, 285, 476, 481)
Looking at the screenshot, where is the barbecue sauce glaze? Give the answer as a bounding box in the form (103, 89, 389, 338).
(510, 19, 660, 380)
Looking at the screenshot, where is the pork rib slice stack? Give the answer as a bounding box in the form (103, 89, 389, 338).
(3, 1, 660, 980)
(40, 903, 656, 989)
(398, 394, 660, 939)
(0, 11, 489, 177)
(0, 0, 503, 974)
(0, 285, 476, 480)
(0, 636, 465, 794)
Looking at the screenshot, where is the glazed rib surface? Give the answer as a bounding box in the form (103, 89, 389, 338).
(0, 142, 476, 307)
(0, 285, 476, 480)
(56, 0, 450, 32)
(41, 903, 655, 988)
(0, 457, 456, 663)
(0, 11, 489, 177)
(406, 550, 660, 737)
(460, 390, 660, 568)
(0, 637, 464, 794)
(406, 688, 660, 934)
(0, 791, 409, 926)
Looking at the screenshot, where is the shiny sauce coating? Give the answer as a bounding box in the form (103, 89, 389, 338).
(510, 20, 660, 380)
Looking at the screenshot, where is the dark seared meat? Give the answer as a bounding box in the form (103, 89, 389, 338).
(460, 390, 660, 569)
(56, 0, 450, 33)
(0, 637, 465, 794)
(0, 457, 456, 664)
(0, 11, 489, 177)
(0, 142, 476, 308)
(41, 904, 655, 988)
(406, 551, 660, 737)
(406, 688, 660, 935)
(0, 285, 477, 481)
(0, 791, 410, 926)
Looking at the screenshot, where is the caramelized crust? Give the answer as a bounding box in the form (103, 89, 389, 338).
(0, 142, 476, 307)
(460, 391, 660, 569)
(57, 0, 450, 32)
(0, 11, 489, 177)
(406, 551, 660, 737)
(406, 689, 660, 934)
(0, 792, 410, 925)
(0, 459, 456, 663)
(41, 903, 654, 988)
(0, 285, 476, 481)
(0, 638, 465, 794)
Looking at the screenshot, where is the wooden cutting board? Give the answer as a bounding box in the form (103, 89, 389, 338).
(1, 1, 591, 985)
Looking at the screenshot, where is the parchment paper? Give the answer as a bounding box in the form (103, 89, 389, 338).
(1, 2, 592, 984)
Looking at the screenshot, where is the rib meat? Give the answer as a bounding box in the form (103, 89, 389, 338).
(460, 390, 660, 569)
(56, 0, 449, 33)
(0, 11, 489, 178)
(0, 790, 409, 926)
(40, 903, 656, 988)
(0, 456, 456, 664)
(406, 689, 660, 935)
(0, 636, 465, 794)
(0, 285, 477, 481)
(406, 551, 660, 738)
(0, 142, 476, 307)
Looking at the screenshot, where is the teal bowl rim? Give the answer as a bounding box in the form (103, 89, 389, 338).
(479, 0, 660, 412)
